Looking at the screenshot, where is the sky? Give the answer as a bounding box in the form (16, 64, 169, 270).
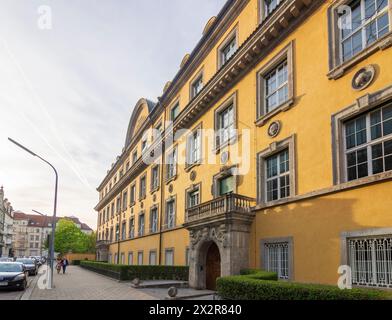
(0, 0, 226, 229)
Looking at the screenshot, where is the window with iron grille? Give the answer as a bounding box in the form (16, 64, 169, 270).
(265, 149, 290, 202)
(348, 237, 392, 288)
(340, 0, 389, 63)
(264, 242, 289, 279)
(344, 103, 392, 181)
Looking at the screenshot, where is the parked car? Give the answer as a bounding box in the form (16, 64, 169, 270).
(0, 257, 14, 262)
(15, 258, 38, 276)
(0, 262, 28, 291)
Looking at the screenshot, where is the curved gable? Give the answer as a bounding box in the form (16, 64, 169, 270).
(124, 98, 156, 149)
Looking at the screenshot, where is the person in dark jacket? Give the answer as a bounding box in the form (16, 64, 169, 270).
(62, 258, 69, 274)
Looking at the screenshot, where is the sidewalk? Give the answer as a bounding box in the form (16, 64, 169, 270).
(27, 266, 156, 300)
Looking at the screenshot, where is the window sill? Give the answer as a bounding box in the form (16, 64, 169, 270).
(215, 136, 238, 154)
(185, 161, 201, 172)
(255, 98, 295, 127)
(165, 175, 177, 185)
(150, 186, 160, 194)
(328, 32, 392, 80)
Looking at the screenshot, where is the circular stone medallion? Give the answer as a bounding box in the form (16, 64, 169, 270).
(268, 121, 281, 138)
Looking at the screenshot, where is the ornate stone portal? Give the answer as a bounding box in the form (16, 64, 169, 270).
(184, 193, 255, 289)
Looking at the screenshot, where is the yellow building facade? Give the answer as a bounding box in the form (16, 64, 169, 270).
(95, 0, 392, 290)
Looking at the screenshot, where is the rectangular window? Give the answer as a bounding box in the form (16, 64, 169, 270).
(128, 252, 133, 265)
(130, 184, 136, 205)
(191, 75, 203, 99)
(265, 149, 290, 202)
(111, 203, 114, 217)
(220, 36, 237, 67)
(166, 147, 178, 180)
(151, 166, 160, 191)
(114, 253, 118, 264)
(165, 249, 174, 266)
(264, 242, 289, 280)
(139, 175, 146, 199)
(170, 103, 180, 121)
(109, 227, 113, 242)
(218, 104, 235, 146)
(219, 175, 235, 196)
(150, 207, 158, 233)
(122, 191, 128, 210)
(116, 197, 121, 214)
(154, 122, 163, 141)
(348, 236, 392, 288)
(132, 151, 138, 164)
(166, 199, 176, 229)
(129, 218, 135, 239)
(263, 0, 282, 18)
(149, 251, 157, 265)
(187, 188, 200, 208)
(187, 128, 201, 166)
(264, 60, 288, 114)
(344, 103, 392, 181)
(340, 0, 389, 62)
(142, 136, 148, 153)
(121, 253, 125, 265)
(137, 252, 143, 265)
(138, 214, 145, 237)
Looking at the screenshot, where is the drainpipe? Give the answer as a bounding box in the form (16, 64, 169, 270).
(158, 104, 167, 265)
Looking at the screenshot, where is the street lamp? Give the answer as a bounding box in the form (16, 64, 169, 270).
(32, 210, 49, 259)
(9, 138, 58, 289)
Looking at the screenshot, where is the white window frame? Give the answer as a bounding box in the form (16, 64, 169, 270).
(165, 198, 176, 230)
(151, 165, 160, 191)
(166, 147, 178, 181)
(170, 102, 180, 122)
(128, 252, 133, 265)
(190, 71, 204, 99)
(138, 213, 145, 237)
(149, 250, 157, 265)
(137, 251, 143, 265)
(129, 218, 135, 239)
(165, 248, 175, 266)
(261, 237, 293, 280)
(150, 206, 158, 233)
(186, 125, 202, 167)
(343, 103, 392, 182)
(265, 149, 290, 202)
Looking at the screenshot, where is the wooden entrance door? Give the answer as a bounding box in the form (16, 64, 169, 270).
(206, 242, 221, 290)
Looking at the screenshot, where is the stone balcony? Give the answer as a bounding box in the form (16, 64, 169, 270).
(185, 193, 255, 225)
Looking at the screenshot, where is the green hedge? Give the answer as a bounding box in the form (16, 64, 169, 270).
(72, 260, 81, 265)
(80, 261, 189, 281)
(217, 270, 391, 300)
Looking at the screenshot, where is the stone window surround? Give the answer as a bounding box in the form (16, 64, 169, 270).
(149, 204, 159, 234)
(189, 68, 204, 100)
(169, 98, 181, 122)
(340, 228, 392, 267)
(138, 211, 145, 237)
(257, 134, 297, 205)
(256, 40, 295, 126)
(128, 251, 134, 265)
(185, 182, 202, 209)
(139, 172, 147, 200)
(185, 122, 203, 171)
(137, 251, 144, 265)
(164, 195, 177, 230)
(129, 182, 136, 207)
(121, 188, 128, 212)
(214, 91, 238, 153)
(260, 236, 294, 280)
(212, 165, 238, 198)
(150, 164, 160, 193)
(165, 247, 175, 266)
(217, 24, 239, 70)
(327, 0, 392, 80)
(165, 144, 178, 184)
(332, 84, 392, 185)
(258, 0, 284, 24)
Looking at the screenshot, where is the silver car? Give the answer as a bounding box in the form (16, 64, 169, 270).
(16, 258, 38, 276)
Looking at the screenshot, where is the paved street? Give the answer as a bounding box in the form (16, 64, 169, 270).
(28, 266, 156, 300)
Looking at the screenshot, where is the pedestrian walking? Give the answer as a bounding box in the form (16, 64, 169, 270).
(56, 258, 63, 275)
(62, 258, 69, 274)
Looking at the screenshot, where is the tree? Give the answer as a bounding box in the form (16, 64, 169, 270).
(54, 219, 90, 254)
(86, 231, 96, 253)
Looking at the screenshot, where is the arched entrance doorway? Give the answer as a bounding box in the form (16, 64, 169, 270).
(205, 242, 221, 290)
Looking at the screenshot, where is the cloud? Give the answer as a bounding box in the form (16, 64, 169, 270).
(0, 0, 226, 228)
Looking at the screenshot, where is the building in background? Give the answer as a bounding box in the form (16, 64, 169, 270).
(95, 0, 392, 290)
(13, 212, 93, 257)
(0, 186, 14, 257)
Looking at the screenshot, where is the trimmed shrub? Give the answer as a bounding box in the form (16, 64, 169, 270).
(80, 261, 189, 281)
(72, 260, 81, 266)
(216, 275, 391, 300)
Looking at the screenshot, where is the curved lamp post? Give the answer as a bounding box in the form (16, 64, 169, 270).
(8, 138, 58, 289)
